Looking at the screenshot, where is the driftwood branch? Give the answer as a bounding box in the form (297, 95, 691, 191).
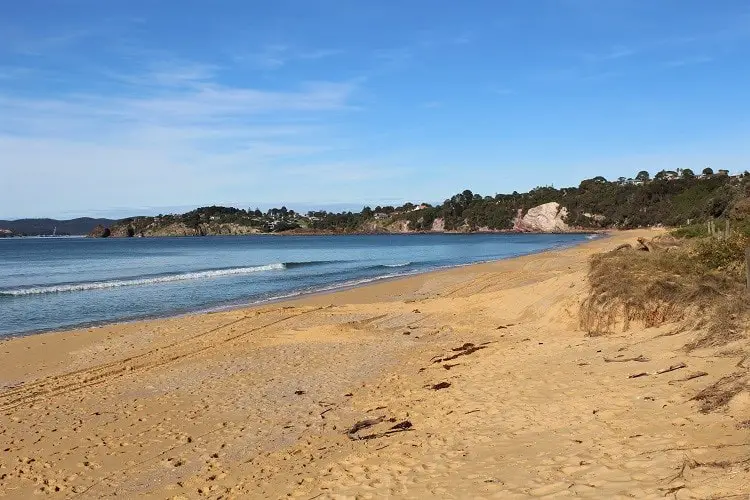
(604, 354, 649, 363)
(668, 371, 708, 385)
(636, 237, 653, 252)
(346, 416, 385, 440)
(345, 416, 413, 441)
(656, 362, 687, 374)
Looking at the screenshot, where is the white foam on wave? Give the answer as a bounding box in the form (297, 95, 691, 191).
(1, 263, 286, 296)
(382, 261, 411, 268)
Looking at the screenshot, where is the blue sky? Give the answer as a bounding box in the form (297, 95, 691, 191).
(1, 0, 749, 218)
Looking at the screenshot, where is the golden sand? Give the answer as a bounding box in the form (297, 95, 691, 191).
(0, 229, 747, 498)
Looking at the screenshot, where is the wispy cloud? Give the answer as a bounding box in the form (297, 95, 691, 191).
(415, 30, 475, 49)
(373, 47, 414, 67)
(580, 45, 636, 63)
(370, 29, 474, 75)
(450, 33, 474, 45)
(664, 55, 713, 68)
(0, 51, 370, 217)
(298, 48, 346, 60)
(235, 44, 344, 70)
(280, 161, 407, 182)
(105, 60, 219, 88)
(0, 27, 95, 56)
(531, 66, 621, 84)
(0, 66, 33, 80)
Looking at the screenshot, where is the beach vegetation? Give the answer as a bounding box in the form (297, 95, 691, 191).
(580, 234, 749, 349)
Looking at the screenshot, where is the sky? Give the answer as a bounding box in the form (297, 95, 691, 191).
(1, 0, 750, 219)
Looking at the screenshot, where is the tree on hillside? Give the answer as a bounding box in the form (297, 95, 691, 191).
(636, 170, 650, 181)
(682, 168, 695, 179)
(703, 167, 714, 176)
(579, 177, 608, 190)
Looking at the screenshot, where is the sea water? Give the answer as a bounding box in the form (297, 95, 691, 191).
(0, 233, 592, 336)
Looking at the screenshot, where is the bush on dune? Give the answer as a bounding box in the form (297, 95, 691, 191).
(580, 234, 749, 349)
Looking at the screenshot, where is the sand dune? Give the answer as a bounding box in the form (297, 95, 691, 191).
(0, 229, 747, 498)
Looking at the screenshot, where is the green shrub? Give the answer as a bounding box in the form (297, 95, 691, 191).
(692, 234, 749, 274)
(672, 224, 708, 239)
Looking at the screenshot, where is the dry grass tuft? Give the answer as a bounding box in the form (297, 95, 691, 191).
(580, 235, 749, 348)
(691, 372, 749, 413)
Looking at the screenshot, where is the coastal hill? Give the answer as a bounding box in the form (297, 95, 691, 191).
(0, 217, 116, 237)
(94, 169, 750, 237)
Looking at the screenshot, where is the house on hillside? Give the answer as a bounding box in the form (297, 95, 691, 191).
(620, 178, 644, 186)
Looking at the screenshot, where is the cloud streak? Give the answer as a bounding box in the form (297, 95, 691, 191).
(235, 44, 345, 70)
(0, 51, 372, 217)
(664, 55, 713, 68)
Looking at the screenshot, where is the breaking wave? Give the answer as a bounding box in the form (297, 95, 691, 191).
(0, 263, 288, 296)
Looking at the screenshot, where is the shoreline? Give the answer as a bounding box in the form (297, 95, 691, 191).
(1, 233, 605, 340)
(2, 231, 618, 379)
(2, 227, 743, 498)
(83, 228, 606, 238)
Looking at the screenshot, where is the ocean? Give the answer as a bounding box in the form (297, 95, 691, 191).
(0, 233, 593, 337)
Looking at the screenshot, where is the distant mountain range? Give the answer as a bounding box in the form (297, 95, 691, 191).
(0, 218, 118, 236)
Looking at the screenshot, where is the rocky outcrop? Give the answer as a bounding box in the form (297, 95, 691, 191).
(0, 228, 14, 238)
(513, 202, 570, 232)
(88, 225, 111, 238)
(108, 221, 261, 237)
(431, 218, 445, 232)
(386, 220, 411, 233)
(110, 225, 137, 237)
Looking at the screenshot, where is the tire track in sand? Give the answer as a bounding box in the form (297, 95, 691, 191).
(0, 308, 323, 411)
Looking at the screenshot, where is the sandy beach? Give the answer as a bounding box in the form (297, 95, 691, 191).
(1, 229, 747, 499)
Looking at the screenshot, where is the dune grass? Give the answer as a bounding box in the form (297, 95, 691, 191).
(580, 234, 749, 349)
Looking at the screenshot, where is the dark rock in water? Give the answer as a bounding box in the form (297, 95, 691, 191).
(88, 224, 111, 238)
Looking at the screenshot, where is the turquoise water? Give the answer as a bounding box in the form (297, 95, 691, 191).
(0, 233, 593, 336)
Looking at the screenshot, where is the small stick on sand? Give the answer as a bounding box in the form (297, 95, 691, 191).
(346, 416, 385, 440)
(427, 381, 451, 390)
(604, 354, 650, 363)
(656, 362, 687, 374)
(628, 372, 649, 379)
(669, 371, 708, 385)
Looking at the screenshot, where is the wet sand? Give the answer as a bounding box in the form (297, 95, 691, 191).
(0, 229, 747, 498)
